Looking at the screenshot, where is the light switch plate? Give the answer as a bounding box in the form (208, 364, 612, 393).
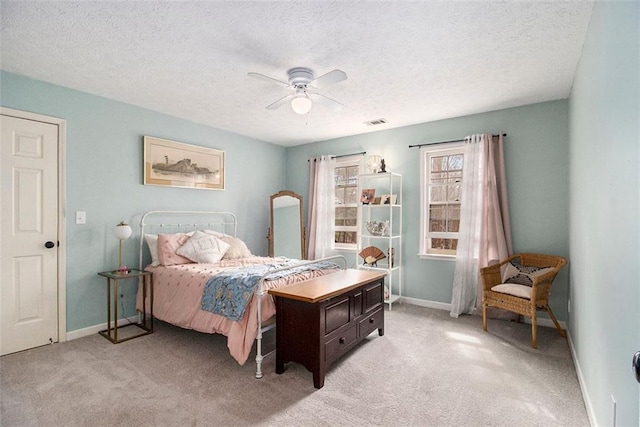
(76, 211, 86, 224)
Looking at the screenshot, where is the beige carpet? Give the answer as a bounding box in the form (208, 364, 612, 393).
(0, 304, 589, 426)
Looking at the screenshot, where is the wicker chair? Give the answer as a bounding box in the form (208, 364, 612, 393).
(480, 253, 567, 348)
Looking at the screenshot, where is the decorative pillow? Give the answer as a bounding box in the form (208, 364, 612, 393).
(218, 235, 252, 259)
(491, 283, 532, 299)
(144, 234, 160, 266)
(157, 233, 192, 266)
(176, 231, 230, 264)
(502, 262, 554, 287)
(203, 230, 253, 259)
(204, 229, 226, 238)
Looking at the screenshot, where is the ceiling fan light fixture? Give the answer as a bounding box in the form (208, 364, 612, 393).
(290, 91, 312, 115)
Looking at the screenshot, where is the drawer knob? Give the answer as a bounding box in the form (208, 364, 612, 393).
(339, 337, 345, 344)
(369, 317, 375, 323)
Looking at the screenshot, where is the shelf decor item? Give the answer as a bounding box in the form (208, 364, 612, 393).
(360, 188, 376, 204)
(366, 155, 383, 173)
(378, 194, 397, 205)
(359, 246, 386, 266)
(365, 220, 390, 236)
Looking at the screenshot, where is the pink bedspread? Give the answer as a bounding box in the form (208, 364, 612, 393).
(136, 256, 337, 365)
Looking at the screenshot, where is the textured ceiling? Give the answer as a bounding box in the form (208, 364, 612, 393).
(0, 1, 594, 146)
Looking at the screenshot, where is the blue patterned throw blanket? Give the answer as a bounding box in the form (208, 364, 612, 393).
(201, 260, 339, 321)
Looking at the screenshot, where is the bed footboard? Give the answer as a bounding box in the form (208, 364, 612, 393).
(254, 255, 346, 379)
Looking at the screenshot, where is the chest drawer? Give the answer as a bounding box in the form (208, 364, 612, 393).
(325, 296, 350, 334)
(358, 306, 384, 338)
(325, 323, 358, 363)
(363, 281, 383, 312)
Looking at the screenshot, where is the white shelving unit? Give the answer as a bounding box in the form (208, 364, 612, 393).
(357, 172, 402, 309)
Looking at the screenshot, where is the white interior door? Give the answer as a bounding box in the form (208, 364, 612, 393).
(1, 114, 59, 355)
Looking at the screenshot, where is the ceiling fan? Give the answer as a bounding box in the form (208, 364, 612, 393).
(247, 67, 347, 115)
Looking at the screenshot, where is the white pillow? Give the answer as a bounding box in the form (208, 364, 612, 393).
(203, 230, 252, 259)
(144, 234, 160, 266)
(176, 231, 230, 264)
(204, 229, 226, 237)
(218, 235, 252, 259)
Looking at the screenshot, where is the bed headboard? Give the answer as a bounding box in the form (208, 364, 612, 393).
(138, 210, 237, 269)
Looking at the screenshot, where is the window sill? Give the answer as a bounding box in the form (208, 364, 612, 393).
(418, 253, 456, 262)
(333, 246, 357, 253)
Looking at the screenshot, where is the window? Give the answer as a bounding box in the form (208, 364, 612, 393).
(420, 145, 464, 257)
(333, 158, 360, 249)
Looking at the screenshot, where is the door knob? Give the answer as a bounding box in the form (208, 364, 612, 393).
(44, 241, 55, 249)
(633, 351, 640, 383)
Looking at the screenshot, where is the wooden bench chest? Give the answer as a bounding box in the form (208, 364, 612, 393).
(269, 269, 386, 388)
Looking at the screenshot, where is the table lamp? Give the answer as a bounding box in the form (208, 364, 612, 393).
(113, 221, 132, 273)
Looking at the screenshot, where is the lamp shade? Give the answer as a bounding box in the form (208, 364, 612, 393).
(114, 221, 132, 240)
(291, 92, 312, 115)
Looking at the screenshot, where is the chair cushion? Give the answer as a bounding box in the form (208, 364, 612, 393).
(491, 283, 532, 299)
(502, 262, 554, 287)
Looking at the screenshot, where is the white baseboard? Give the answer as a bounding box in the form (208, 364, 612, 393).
(66, 316, 140, 341)
(400, 296, 451, 311)
(399, 297, 567, 330)
(568, 331, 596, 426)
(521, 316, 568, 330)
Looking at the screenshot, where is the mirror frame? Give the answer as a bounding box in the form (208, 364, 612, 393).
(267, 190, 306, 259)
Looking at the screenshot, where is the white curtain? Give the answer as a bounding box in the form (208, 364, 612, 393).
(450, 135, 484, 317)
(307, 155, 336, 259)
(450, 133, 512, 318)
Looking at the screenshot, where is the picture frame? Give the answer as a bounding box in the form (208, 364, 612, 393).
(143, 136, 225, 190)
(379, 194, 397, 205)
(360, 188, 376, 204)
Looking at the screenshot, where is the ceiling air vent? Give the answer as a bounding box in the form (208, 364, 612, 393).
(364, 118, 388, 126)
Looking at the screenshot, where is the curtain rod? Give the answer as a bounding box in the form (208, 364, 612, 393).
(308, 151, 366, 162)
(333, 151, 366, 159)
(408, 133, 507, 149)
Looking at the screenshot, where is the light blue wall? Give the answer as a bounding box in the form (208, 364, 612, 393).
(568, 1, 640, 425)
(0, 71, 286, 332)
(286, 100, 570, 316)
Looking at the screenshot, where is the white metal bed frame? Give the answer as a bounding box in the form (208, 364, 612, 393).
(138, 210, 346, 379)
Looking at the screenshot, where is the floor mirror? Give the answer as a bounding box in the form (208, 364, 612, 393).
(267, 190, 305, 259)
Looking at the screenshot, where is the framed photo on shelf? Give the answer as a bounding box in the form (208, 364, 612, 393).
(379, 194, 397, 205)
(143, 136, 225, 190)
(361, 188, 376, 204)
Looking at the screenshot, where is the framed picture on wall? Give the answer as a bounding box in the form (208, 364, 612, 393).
(143, 136, 225, 190)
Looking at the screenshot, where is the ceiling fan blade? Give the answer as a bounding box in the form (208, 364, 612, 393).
(310, 93, 344, 112)
(310, 69, 347, 88)
(266, 94, 293, 110)
(247, 72, 290, 88)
